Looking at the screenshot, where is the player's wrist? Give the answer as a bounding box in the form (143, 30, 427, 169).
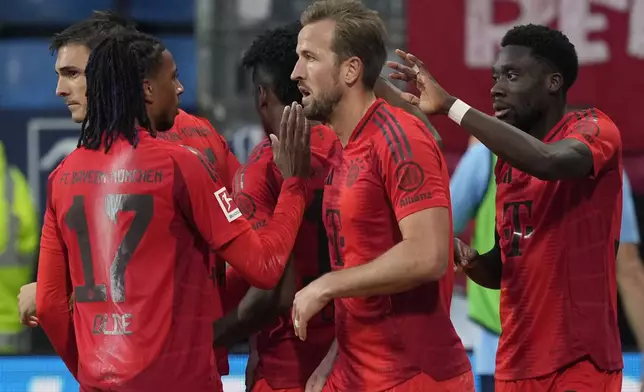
(441, 95, 457, 115)
(315, 274, 335, 304)
(446, 98, 471, 125)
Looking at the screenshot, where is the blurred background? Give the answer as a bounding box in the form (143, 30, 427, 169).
(0, 0, 642, 391)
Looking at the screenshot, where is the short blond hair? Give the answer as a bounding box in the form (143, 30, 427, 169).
(301, 0, 388, 89)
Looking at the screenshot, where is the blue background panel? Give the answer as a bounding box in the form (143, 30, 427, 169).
(0, 37, 197, 109)
(129, 0, 195, 22)
(0, 0, 114, 24)
(0, 40, 57, 108)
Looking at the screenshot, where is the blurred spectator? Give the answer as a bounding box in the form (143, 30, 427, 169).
(0, 141, 39, 353)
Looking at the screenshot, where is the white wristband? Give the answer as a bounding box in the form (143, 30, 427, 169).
(448, 99, 471, 126)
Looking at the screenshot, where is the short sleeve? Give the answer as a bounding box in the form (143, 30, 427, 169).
(376, 115, 450, 222)
(172, 145, 252, 250)
(564, 114, 621, 177)
(620, 170, 640, 244)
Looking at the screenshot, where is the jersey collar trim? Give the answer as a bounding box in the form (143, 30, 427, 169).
(348, 98, 386, 144)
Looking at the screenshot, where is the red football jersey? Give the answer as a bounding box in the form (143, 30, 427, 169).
(494, 108, 623, 380)
(227, 125, 338, 389)
(322, 99, 470, 391)
(156, 109, 240, 186)
(36, 132, 305, 391)
(155, 109, 239, 376)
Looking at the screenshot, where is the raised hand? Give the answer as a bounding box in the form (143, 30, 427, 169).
(271, 102, 312, 179)
(387, 49, 455, 115)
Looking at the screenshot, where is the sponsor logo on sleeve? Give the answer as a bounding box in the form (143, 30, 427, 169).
(395, 161, 424, 191)
(570, 120, 600, 144)
(214, 187, 242, 222)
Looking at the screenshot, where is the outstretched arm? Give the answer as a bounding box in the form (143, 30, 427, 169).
(177, 104, 312, 290)
(387, 50, 620, 181)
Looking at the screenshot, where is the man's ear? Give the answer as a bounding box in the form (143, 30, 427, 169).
(257, 84, 268, 108)
(143, 79, 153, 103)
(547, 73, 563, 94)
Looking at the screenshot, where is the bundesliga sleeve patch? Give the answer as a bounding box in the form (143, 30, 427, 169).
(215, 187, 242, 222)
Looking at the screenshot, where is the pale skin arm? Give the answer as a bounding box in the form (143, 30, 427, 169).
(18, 282, 39, 327)
(18, 282, 73, 327)
(292, 207, 450, 340)
(305, 339, 338, 392)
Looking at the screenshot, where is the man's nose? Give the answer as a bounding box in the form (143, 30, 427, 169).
(56, 78, 69, 97)
(291, 59, 304, 81)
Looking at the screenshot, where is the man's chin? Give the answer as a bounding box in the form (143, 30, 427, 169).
(71, 113, 85, 124)
(302, 105, 327, 123)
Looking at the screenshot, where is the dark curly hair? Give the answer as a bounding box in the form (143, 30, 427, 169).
(242, 22, 302, 105)
(50, 10, 137, 53)
(501, 24, 579, 94)
(80, 32, 165, 152)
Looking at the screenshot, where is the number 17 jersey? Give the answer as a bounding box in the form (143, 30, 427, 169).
(40, 133, 250, 391)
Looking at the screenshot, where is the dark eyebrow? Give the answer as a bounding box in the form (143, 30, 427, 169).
(57, 65, 83, 74)
(492, 64, 519, 73)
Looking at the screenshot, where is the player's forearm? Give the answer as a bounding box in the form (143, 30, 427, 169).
(315, 338, 338, 377)
(452, 101, 587, 180)
(219, 179, 306, 289)
(375, 77, 442, 147)
(616, 243, 644, 353)
(320, 238, 447, 299)
(465, 246, 503, 290)
(214, 261, 296, 347)
(213, 307, 260, 348)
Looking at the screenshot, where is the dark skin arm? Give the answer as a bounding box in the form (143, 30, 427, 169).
(455, 235, 503, 289)
(387, 50, 594, 180)
(452, 106, 592, 181)
(214, 257, 296, 348)
(374, 76, 443, 148)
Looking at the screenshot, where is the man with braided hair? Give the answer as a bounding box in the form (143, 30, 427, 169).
(36, 31, 313, 391)
(19, 11, 238, 380)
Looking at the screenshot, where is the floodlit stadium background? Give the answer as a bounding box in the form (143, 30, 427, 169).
(1, 0, 643, 391)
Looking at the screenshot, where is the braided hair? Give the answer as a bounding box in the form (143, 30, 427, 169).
(80, 32, 165, 152)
